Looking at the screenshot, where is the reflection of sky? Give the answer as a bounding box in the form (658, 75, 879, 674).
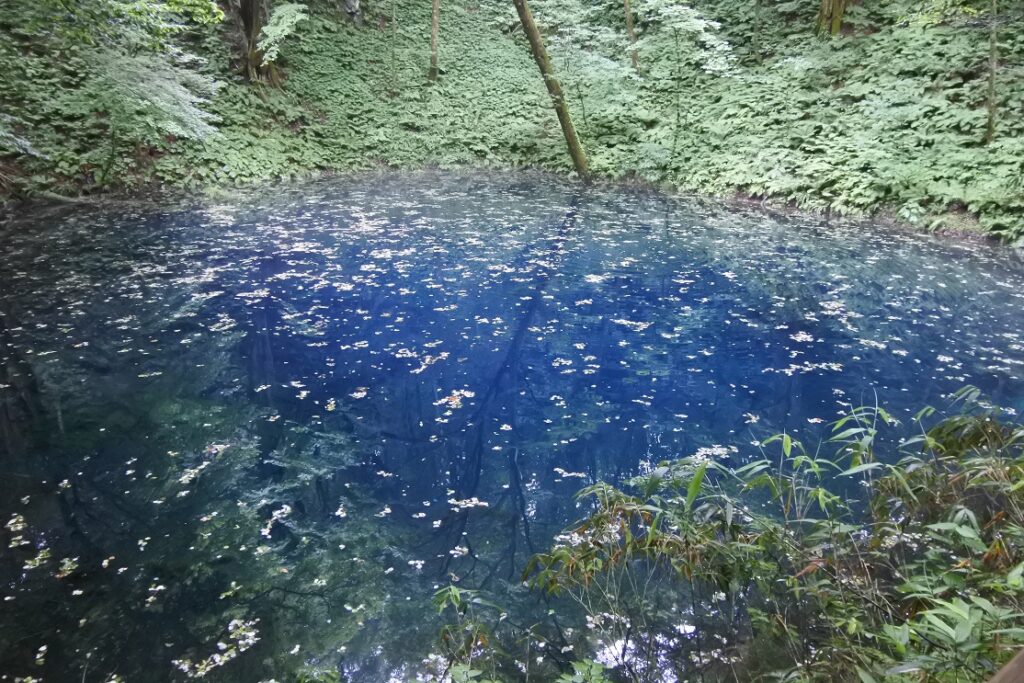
(1, 171, 1023, 680)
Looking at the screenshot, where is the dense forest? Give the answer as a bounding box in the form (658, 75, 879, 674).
(1, 0, 1023, 238)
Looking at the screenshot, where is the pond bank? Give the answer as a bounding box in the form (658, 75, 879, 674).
(0, 165, 1004, 250)
(3, 0, 1023, 241)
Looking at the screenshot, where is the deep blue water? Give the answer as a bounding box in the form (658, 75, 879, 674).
(1, 171, 1023, 681)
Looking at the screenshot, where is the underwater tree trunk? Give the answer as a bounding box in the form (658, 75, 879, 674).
(428, 0, 440, 80)
(511, 0, 589, 177)
(0, 308, 42, 465)
(624, 0, 640, 71)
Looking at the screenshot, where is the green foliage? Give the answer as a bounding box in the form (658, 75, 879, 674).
(2, 0, 1023, 238)
(153, 2, 564, 189)
(538, 0, 1024, 238)
(0, 0, 221, 192)
(519, 389, 1024, 681)
(556, 660, 613, 683)
(86, 50, 220, 140)
(258, 2, 309, 66)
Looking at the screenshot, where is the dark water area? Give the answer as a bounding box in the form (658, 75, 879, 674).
(1, 171, 1023, 681)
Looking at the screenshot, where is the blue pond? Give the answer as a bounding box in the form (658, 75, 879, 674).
(1, 171, 1023, 681)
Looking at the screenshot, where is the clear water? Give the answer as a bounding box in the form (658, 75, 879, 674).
(1, 171, 1023, 682)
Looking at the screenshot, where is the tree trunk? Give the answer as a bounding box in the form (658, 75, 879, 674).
(511, 0, 589, 177)
(429, 0, 440, 80)
(344, 0, 362, 25)
(236, 0, 280, 85)
(238, 0, 264, 81)
(816, 0, 846, 35)
(985, 0, 998, 143)
(990, 650, 1024, 683)
(388, 0, 398, 95)
(624, 0, 640, 71)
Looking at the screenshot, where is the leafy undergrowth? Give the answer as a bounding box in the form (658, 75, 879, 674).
(2, 0, 1023, 239)
(153, 1, 567, 188)
(437, 388, 1024, 682)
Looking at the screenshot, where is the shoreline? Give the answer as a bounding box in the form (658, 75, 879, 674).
(0, 162, 1003, 248)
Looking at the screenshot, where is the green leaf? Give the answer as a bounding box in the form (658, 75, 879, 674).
(686, 462, 707, 512)
(840, 462, 882, 477)
(926, 522, 981, 541)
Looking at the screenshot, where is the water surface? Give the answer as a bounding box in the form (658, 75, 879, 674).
(1, 171, 1023, 681)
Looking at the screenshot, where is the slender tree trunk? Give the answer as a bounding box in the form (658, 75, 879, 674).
(98, 125, 118, 187)
(985, 0, 998, 143)
(428, 0, 440, 80)
(512, 0, 589, 176)
(624, 0, 639, 71)
(389, 0, 398, 95)
(670, 30, 682, 165)
(831, 0, 845, 35)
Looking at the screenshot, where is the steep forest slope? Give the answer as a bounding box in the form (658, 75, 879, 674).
(1, 0, 1023, 238)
